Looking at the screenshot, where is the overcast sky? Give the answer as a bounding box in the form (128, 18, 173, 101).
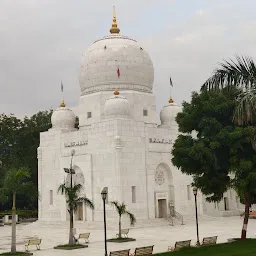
(0, 0, 255, 117)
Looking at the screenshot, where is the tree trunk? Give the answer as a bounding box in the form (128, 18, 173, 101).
(69, 208, 74, 245)
(241, 192, 250, 240)
(11, 192, 16, 253)
(118, 215, 121, 238)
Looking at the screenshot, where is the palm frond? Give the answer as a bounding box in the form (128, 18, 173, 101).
(58, 182, 94, 214)
(202, 56, 256, 91)
(57, 183, 67, 195)
(233, 89, 256, 124)
(111, 201, 120, 210)
(72, 184, 83, 194)
(125, 211, 136, 226)
(3, 167, 31, 193)
(78, 197, 94, 209)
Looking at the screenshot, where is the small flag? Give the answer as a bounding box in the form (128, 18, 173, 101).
(61, 80, 64, 92)
(117, 67, 120, 78)
(170, 77, 173, 87)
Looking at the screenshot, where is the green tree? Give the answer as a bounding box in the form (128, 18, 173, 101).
(0, 110, 52, 211)
(58, 183, 94, 245)
(172, 88, 256, 239)
(0, 167, 35, 253)
(202, 56, 256, 125)
(22, 110, 53, 185)
(111, 201, 136, 238)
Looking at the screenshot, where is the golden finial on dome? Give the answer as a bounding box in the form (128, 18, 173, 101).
(169, 97, 174, 103)
(110, 6, 120, 34)
(60, 99, 66, 107)
(114, 88, 119, 95)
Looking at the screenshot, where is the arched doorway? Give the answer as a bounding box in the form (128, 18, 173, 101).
(154, 163, 174, 218)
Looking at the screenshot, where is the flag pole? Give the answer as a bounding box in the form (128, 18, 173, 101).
(170, 77, 173, 98)
(60, 80, 65, 107)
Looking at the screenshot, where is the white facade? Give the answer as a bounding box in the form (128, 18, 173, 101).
(38, 16, 242, 222)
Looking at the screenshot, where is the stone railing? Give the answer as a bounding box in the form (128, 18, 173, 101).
(167, 210, 184, 225)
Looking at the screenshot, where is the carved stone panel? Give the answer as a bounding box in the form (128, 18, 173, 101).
(155, 169, 165, 185)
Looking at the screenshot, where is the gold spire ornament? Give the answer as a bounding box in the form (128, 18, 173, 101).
(110, 6, 120, 34)
(114, 88, 119, 95)
(169, 97, 174, 103)
(60, 99, 66, 107)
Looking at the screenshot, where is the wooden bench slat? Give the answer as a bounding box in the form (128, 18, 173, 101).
(25, 239, 41, 251)
(110, 249, 130, 256)
(79, 233, 90, 238)
(116, 229, 129, 238)
(202, 236, 217, 245)
(134, 245, 154, 256)
(168, 240, 191, 251)
(77, 233, 90, 243)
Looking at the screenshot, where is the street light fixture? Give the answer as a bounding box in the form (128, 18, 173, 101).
(193, 187, 200, 246)
(101, 187, 108, 256)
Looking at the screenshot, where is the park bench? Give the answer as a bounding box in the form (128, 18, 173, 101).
(0, 218, 4, 226)
(249, 211, 256, 219)
(25, 238, 42, 251)
(130, 245, 154, 256)
(168, 240, 191, 251)
(109, 249, 130, 256)
(77, 232, 90, 243)
(202, 236, 217, 245)
(116, 229, 129, 238)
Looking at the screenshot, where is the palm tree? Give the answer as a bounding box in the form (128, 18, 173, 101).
(202, 55, 256, 240)
(0, 167, 34, 253)
(202, 55, 256, 125)
(111, 201, 136, 238)
(58, 183, 94, 245)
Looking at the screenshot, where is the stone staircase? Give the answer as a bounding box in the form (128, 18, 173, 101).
(32, 214, 223, 231)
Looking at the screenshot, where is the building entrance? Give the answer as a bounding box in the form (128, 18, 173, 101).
(158, 199, 167, 218)
(224, 197, 229, 211)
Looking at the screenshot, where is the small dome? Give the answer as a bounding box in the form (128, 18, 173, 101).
(104, 89, 130, 118)
(160, 97, 181, 127)
(51, 101, 76, 130)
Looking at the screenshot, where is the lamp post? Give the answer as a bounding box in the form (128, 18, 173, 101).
(193, 187, 200, 246)
(64, 149, 76, 187)
(101, 187, 108, 256)
(63, 149, 76, 243)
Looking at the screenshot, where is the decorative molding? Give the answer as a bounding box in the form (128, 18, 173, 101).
(37, 147, 42, 160)
(149, 138, 172, 144)
(114, 136, 122, 150)
(81, 84, 152, 95)
(155, 169, 165, 185)
(64, 140, 88, 148)
(94, 34, 137, 43)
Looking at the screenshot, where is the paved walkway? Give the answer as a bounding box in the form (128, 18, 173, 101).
(0, 216, 255, 255)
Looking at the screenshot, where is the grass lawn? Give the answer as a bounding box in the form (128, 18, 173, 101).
(107, 237, 136, 243)
(54, 243, 88, 250)
(156, 239, 256, 256)
(0, 252, 33, 256)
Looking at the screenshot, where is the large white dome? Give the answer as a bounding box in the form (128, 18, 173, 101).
(79, 33, 154, 95)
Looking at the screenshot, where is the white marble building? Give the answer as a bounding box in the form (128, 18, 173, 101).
(38, 11, 242, 222)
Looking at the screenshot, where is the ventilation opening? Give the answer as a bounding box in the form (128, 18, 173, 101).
(132, 186, 136, 203)
(143, 109, 148, 116)
(87, 112, 92, 119)
(50, 190, 53, 205)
